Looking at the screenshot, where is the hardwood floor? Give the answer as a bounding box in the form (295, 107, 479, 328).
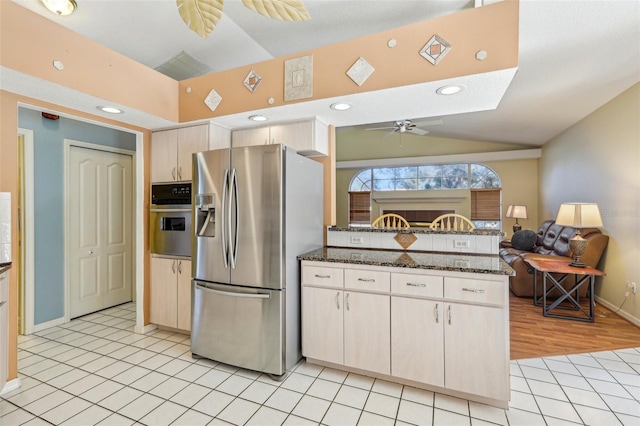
(509, 292, 640, 360)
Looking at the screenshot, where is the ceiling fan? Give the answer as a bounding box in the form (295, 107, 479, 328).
(365, 118, 443, 137)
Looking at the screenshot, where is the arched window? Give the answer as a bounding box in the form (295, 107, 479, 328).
(348, 164, 502, 229)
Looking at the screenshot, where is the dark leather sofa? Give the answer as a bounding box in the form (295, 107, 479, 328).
(499, 220, 609, 297)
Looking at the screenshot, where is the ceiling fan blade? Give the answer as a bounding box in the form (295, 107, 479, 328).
(365, 126, 396, 131)
(410, 128, 430, 136)
(411, 118, 444, 128)
(382, 130, 397, 138)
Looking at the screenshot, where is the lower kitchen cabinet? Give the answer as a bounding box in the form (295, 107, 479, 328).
(301, 286, 343, 365)
(444, 302, 508, 400)
(344, 291, 390, 375)
(150, 257, 191, 332)
(391, 296, 444, 386)
(301, 260, 510, 408)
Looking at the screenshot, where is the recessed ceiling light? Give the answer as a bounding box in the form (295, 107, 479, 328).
(249, 115, 268, 122)
(98, 106, 123, 114)
(436, 85, 464, 95)
(330, 102, 352, 111)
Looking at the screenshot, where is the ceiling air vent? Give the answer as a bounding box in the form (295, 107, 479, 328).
(154, 50, 212, 81)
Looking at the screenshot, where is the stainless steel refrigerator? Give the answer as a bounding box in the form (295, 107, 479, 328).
(191, 144, 323, 377)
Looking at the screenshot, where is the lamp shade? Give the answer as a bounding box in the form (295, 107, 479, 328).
(555, 203, 603, 228)
(506, 205, 527, 219)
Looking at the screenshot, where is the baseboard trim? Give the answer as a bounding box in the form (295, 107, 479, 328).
(134, 323, 157, 335)
(33, 316, 67, 333)
(0, 377, 22, 396)
(595, 296, 640, 327)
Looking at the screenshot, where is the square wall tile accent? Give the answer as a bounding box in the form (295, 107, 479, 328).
(0, 192, 10, 263)
(346, 57, 375, 86)
(419, 35, 452, 65)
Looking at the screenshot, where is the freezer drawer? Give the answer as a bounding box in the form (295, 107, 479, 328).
(191, 280, 285, 375)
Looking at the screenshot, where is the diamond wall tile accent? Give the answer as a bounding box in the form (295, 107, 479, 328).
(243, 69, 262, 93)
(394, 233, 417, 249)
(346, 57, 375, 86)
(204, 89, 222, 111)
(420, 35, 452, 65)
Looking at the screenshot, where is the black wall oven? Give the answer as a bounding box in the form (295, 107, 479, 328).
(150, 183, 192, 257)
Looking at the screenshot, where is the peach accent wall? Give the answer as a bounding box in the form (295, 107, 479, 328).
(178, 1, 519, 121)
(0, 89, 152, 382)
(0, 1, 179, 122)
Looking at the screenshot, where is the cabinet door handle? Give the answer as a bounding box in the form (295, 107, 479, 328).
(172, 260, 176, 274)
(447, 305, 452, 325)
(336, 292, 340, 309)
(172, 167, 176, 180)
(462, 288, 485, 294)
(315, 274, 330, 279)
(357, 278, 375, 283)
(178, 261, 182, 274)
(346, 293, 350, 311)
(434, 303, 439, 323)
(178, 166, 182, 180)
(407, 282, 426, 288)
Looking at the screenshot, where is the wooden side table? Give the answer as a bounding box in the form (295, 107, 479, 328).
(523, 258, 605, 322)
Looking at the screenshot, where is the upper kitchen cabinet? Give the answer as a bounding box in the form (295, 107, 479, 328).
(232, 118, 329, 157)
(151, 123, 231, 183)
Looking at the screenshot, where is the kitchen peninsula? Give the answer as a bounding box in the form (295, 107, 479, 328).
(298, 226, 514, 408)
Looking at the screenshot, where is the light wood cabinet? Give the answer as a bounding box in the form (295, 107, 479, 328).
(150, 257, 191, 331)
(231, 118, 328, 156)
(344, 291, 390, 375)
(302, 286, 343, 365)
(444, 302, 508, 400)
(301, 260, 510, 408)
(0, 269, 8, 393)
(151, 124, 211, 182)
(391, 296, 444, 386)
(302, 266, 390, 375)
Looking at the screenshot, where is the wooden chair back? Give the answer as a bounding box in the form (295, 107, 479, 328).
(372, 213, 410, 229)
(429, 213, 476, 231)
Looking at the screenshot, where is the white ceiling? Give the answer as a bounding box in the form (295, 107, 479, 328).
(5, 0, 640, 147)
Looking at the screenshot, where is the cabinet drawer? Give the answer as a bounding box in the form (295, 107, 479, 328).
(444, 277, 505, 306)
(302, 266, 344, 288)
(344, 269, 390, 293)
(391, 273, 443, 298)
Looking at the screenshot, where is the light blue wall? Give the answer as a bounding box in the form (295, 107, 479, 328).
(18, 108, 136, 325)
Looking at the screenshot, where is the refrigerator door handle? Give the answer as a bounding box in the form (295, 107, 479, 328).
(229, 168, 239, 268)
(195, 282, 270, 299)
(221, 168, 229, 268)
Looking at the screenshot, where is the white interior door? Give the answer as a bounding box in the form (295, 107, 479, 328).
(68, 144, 133, 318)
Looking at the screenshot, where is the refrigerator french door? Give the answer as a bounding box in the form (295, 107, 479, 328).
(191, 144, 323, 377)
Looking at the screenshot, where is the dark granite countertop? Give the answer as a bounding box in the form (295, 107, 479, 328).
(298, 247, 514, 276)
(0, 262, 11, 274)
(328, 226, 504, 236)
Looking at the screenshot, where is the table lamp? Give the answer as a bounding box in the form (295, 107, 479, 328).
(555, 203, 603, 267)
(506, 205, 527, 233)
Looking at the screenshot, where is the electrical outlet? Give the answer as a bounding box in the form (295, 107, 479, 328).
(625, 281, 637, 295)
(350, 236, 364, 244)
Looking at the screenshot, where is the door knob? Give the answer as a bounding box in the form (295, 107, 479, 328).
(89, 250, 93, 255)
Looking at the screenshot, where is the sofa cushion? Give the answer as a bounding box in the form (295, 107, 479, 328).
(511, 230, 537, 251)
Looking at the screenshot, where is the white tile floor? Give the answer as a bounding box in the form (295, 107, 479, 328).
(1, 302, 639, 425)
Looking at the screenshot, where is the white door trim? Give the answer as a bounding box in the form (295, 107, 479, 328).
(18, 102, 146, 334)
(63, 139, 136, 323)
(18, 128, 35, 335)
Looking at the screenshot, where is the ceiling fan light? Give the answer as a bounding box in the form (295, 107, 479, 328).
(41, 0, 77, 16)
(436, 85, 464, 95)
